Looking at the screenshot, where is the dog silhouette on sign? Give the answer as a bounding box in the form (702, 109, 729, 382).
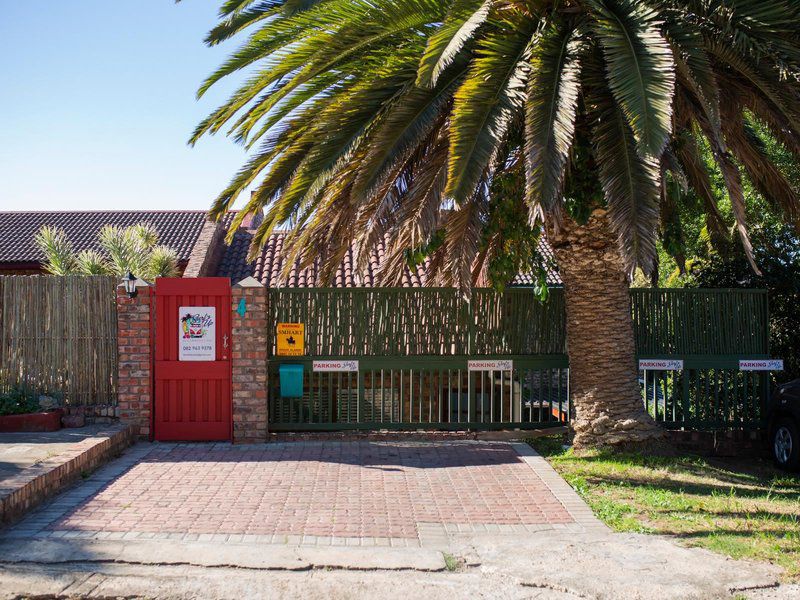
(287, 336, 296, 345)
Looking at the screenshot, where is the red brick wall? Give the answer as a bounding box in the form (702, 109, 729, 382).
(231, 281, 268, 443)
(116, 284, 153, 438)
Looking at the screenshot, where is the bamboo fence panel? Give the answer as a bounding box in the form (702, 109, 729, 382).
(630, 288, 769, 356)
(267, 287, 768, 358)
(0, 276, 118, 405)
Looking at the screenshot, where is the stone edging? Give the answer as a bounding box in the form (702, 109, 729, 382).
(0, 424, 136, 525)
(510, 441, 609, 532)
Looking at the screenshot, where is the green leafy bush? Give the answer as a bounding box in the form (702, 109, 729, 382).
(0, 386, 41, 416)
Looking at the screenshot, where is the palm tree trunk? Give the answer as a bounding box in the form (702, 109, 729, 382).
(548, 208, 666, 451)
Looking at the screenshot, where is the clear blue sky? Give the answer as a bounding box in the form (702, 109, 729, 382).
(0, 1, 252, 212)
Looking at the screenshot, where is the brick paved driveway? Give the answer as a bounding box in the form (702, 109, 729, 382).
(15, 442, 578, 545)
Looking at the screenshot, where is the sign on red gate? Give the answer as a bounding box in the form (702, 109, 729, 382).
(179, 307, 216, 361)
(154, 278, 232, 442)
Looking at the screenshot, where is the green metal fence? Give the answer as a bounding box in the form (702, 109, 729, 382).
(641, 368, 769, 431)
(631, 289, 771, 431)
(268, 356, 569, 431)
(267, 288, 771, 431)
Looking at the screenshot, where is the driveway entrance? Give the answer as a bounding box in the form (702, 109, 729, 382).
(3, 441, 791, 600)
(4, 441, 590, 546)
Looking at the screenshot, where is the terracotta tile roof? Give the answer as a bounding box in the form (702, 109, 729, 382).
(0, 211, 213, 265)
(511, 240, 561, 286)
(216, 229, 561, 287)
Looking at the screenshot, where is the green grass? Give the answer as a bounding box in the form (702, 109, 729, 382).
(442, 552, 459, 572)
(529, 435, 800, 581)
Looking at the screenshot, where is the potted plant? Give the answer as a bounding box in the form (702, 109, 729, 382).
(0, 385, 64, 432)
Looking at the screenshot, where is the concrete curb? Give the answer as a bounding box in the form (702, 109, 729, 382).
(510, 441, 609, 532)
(0, 538, 446, 572)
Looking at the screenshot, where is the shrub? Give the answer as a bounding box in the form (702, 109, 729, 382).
(0, 385, 40, 416)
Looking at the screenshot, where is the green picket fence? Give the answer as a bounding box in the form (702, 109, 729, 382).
(268, 357, 570, 431)
(267, 288, 771, 431)
(631, 288, 769, 356)
(267, 288, 567, 356)
(641, 368, 769, 430)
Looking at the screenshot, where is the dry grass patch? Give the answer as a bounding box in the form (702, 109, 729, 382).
(529, 435, 800, 580)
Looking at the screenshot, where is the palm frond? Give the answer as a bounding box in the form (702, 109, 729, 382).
(687, 0, 800, 77)
(724, 112, 800, 224)
(442, 184, 488, 292)
(353, 61, 465, 200)
(672, 128, 728, 240)
(714, 148, 761, 274)
(658, 162, 686, 273)
(204, 1, 283, 46)
(524, 20, 582, 220)
(416, 0, 490, 87)
(588, 0, 674, 157)
(377, 146, 448, 285)
(707, 37, 800, 135)
(586, 53, 660, 274)
(445, 21, 533, 202)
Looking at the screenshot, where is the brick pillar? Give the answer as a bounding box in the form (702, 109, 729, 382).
(231, 277, 268, 443)
(116, 281, 153, 438)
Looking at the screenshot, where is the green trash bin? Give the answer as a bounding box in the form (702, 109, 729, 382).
(279, 364, 304, 398)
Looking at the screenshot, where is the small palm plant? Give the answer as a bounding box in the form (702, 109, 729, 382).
(34, 227, 75, 276)
(35, 223, 179, 279)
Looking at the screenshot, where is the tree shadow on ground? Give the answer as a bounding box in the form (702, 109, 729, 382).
(588, 471, 800, 502)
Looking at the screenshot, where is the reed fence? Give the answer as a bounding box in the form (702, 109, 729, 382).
(0, 276, 118, 405)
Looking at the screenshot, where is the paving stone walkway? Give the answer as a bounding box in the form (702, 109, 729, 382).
(1, 440, 603, 547)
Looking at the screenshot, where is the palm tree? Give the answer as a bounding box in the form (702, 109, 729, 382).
(35, 224, 179, 279)
(192, 0, 800, 449)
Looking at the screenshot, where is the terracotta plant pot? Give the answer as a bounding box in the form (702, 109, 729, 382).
(0, 408, 64, 433)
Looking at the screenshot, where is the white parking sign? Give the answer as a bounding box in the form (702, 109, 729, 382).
(739, 359, 784, 371)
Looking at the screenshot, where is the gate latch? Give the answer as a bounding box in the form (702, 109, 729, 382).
(223, 334, 229, 349)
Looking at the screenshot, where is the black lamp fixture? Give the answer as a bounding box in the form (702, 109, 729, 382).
(123, 272, 138, 298)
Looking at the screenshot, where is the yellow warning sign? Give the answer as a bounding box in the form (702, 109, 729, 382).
(276, 323, 305, 356)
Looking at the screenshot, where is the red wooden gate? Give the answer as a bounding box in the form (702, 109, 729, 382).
(153, 278, 232, 441)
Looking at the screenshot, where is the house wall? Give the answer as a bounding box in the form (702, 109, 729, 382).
(0, 264, 44, 275)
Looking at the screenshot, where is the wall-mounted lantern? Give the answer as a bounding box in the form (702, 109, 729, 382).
(123, 272, 138, 298)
